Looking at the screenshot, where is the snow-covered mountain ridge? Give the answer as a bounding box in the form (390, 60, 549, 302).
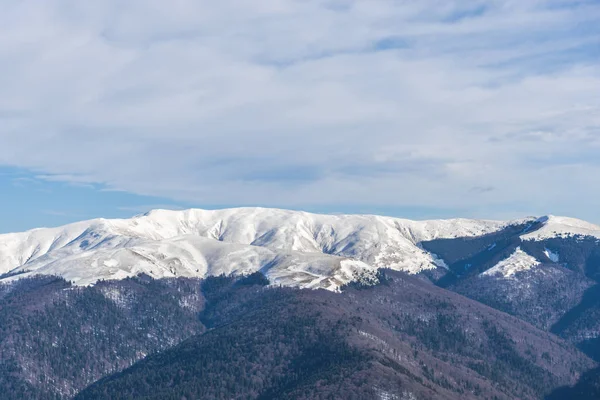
(521, 215, 600, 241)
(0, 208, 597, 289)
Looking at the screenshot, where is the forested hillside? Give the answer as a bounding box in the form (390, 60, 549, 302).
(76, 271, 592, 400)
(0, 275, 205, 399)
(423, 233, 600, 364)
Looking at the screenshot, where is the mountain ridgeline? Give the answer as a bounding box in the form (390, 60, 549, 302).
(2, 208, 600, 398)
(419, 221, 600, 398)
(0, 207, 514, 289)
(421, 226, 600, 359)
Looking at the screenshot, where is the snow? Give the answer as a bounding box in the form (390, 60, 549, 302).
(521, 215, 600, 241)
(480, 248, 540, 279)
(544, 248, 560, 263)
(0, 207, 525, 290)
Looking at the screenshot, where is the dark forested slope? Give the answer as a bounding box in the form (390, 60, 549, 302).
(0, 275, 205, 399)
(546, 366, 600, 400)
(76, 271, 593, 400)
(422, 233, 600, 363)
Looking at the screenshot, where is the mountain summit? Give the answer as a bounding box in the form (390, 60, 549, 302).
(1, 207, 596, 289)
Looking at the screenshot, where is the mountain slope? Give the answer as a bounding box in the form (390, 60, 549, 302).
(546, 366, 600, 400)
(75, 271, 593, 400)
(0, 275, 205, 399)
(521, 216, 600, 241)
(5, 234, 374, 290)
(0, 208, 514, 289)
(421, 224, 600, 364)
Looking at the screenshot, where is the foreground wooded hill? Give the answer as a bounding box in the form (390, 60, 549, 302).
(73, 271, 591, 400)
(0, 275, 205, 399)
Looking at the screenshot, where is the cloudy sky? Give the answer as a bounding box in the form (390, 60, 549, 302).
(1, 0, 599, 232)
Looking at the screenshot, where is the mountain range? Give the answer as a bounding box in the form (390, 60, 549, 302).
(4, 207, 597, 289)
(2, 208, 600, 399)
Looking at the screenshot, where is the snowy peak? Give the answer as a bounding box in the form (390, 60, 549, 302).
(521, 215, 600, 241)
(1, 208, 597, 289)
(0, 207, 510, 289)
(480, 247, 541, 279)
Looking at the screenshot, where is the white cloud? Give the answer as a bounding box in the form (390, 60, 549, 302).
(0, 0, 599, 220)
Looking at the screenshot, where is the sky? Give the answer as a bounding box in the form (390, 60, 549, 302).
(0, 0, 599, 233)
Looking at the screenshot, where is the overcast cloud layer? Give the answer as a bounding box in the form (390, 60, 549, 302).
(1, 0, 599, 221)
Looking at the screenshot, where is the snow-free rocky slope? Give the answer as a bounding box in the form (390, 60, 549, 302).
(1, 209, 598, 289)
